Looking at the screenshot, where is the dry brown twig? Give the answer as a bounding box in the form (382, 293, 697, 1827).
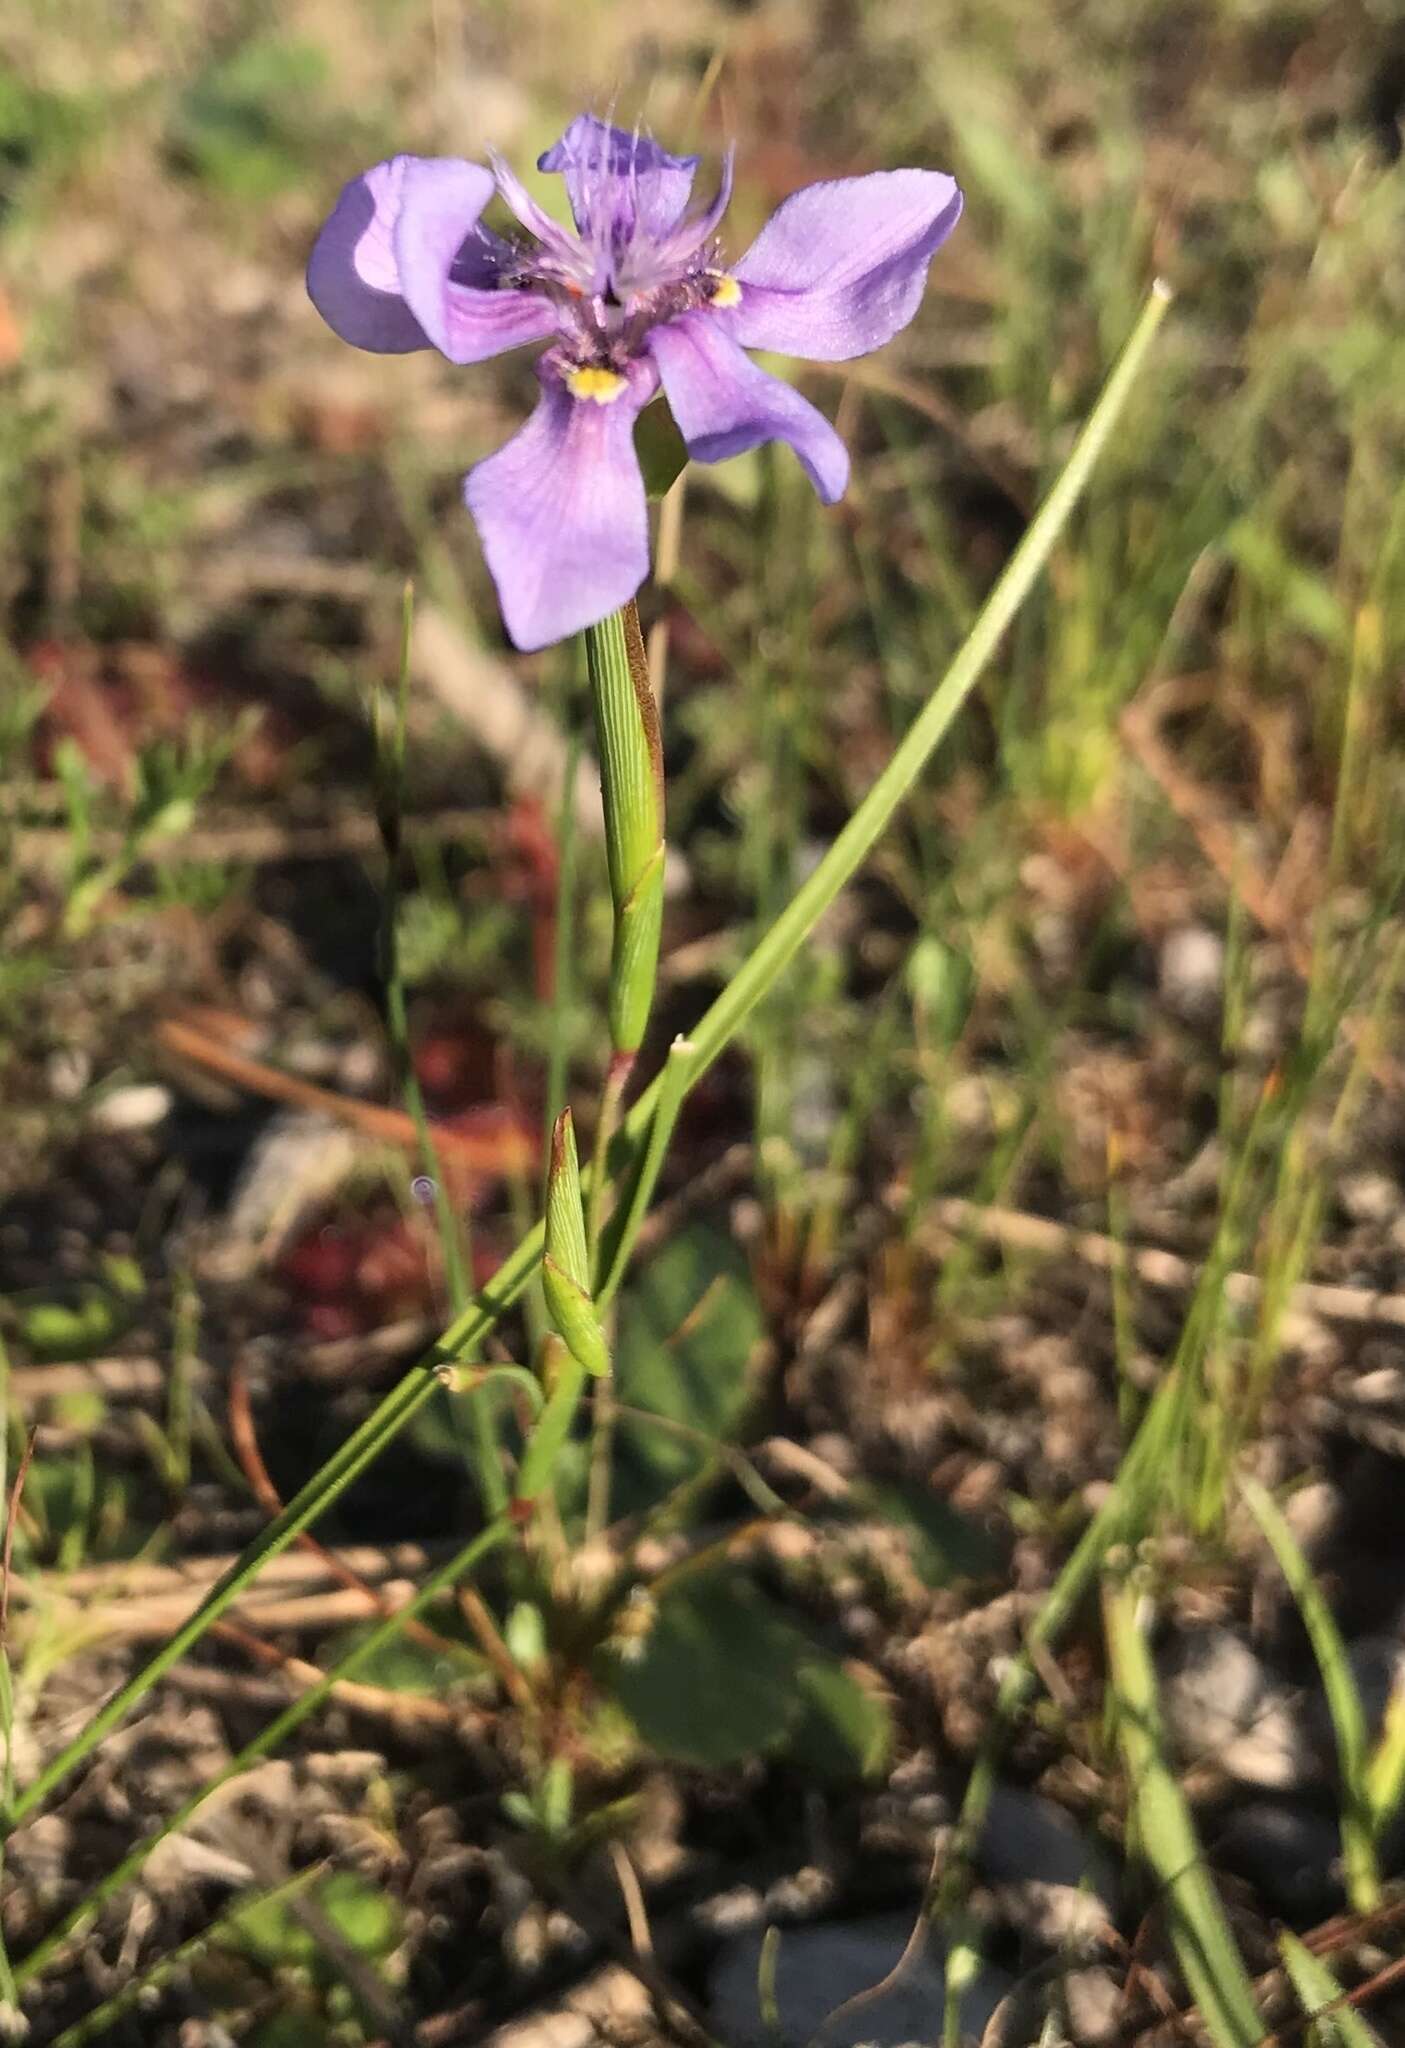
(907, 1191, 1405, 1335)
(1119, 671, 1405, 1095)
(156, 1010, 537, 1180)
(226, 1358, 532, 1713)
(226, 1358, 468, 1665)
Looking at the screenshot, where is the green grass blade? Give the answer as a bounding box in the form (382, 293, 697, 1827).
(46, 1863, 327, 2048)
(595, 1034, 695, 1310)
(0, 1325, 18, 2017)
(1240, 1475, 1378, 1909)
(679, 284, 1174, 1094)
(1364, 1672, 1405, 1838)
(1103, 1576, 1263, 2048)
(1278, 1930, 1382, 2048)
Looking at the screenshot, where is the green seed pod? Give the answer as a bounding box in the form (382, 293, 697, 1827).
(541, 1109, 610, 1378)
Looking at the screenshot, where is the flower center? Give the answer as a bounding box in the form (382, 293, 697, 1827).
(563, 365, 629, 404)
(490, 141, 738, 375)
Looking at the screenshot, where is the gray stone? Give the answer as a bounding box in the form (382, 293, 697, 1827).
(1341, 1636, 1405, 1737)
(1338, 1171, 1400, 1225)
(1214, 1801, 1342, 1916)
(1062, 1965, 1124, 2046)
(1162, 1628, 1314, 1790)
(89, 1082, 173, 1133)
(978, 1784, 1118, 1904)
(1159, 927, 1225, 1019)
(708, 1913, 1009, 2048)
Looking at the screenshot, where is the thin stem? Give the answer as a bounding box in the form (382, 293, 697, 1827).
(544, 720, 585, 1151)
(514, 1349, 589, 1505)
(582, 1051, 633, 1541)
(13, 1519, 511, 1989)
(46, 1865, 327, 2048)
(595, 1035, 696, 1313)
(585, 1051, 633, 1267)
(10, 284, 1172, 1838)
(583, 1369, 615, 1543)
(378, 585, 504, 1515)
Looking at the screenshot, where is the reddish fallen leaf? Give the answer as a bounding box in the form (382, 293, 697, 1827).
(158, 1012, 540, 1189)
(500, 795, 561, 1001)
(412, 1022, 505, 1105)
(281, 1213, 431, 1335)
(0, 284, 22, 371)
(29, 640, 290, 792)
(30, 643, 138, 791)
(278, 1205, 504, 1337)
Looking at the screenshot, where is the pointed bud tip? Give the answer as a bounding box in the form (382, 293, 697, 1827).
(550, 1106, 575, 1173)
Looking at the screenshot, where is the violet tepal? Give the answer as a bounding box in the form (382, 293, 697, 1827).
(308, 116, 962, 651)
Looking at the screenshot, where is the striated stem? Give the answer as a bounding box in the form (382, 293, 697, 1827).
(586, 600, 665, 1057)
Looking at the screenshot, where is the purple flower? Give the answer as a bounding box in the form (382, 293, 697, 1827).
(308, 117, 962, 651)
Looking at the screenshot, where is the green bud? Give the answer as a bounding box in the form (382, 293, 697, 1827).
(541, 1109, 610, 1377)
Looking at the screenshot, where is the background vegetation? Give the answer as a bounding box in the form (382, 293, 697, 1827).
(3, 0, 1405, 2042)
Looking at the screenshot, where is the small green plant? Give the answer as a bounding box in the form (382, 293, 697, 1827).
(167, 36, 338, 204)
(54, 715, 256, 937)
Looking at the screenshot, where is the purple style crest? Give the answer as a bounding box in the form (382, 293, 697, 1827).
(308, 116, 962, 650)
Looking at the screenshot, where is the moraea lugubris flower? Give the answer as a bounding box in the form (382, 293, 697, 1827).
(308, 116, 962, 650)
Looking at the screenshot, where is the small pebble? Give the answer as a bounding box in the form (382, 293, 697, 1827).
(1159, 926, 1224, 1019)
(1215, 1801, 1342, 1916)
(88, 1083, 173, 1134)
(1162, 1628, 1314, 1790)
(1338, 1170, 1400, 1226)
(47, 1047, 91, 1100)
(1063, 1966, 1125, 2046)
(709, 1914, 1008, 2048)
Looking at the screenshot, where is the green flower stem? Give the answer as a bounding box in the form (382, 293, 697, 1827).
(575, 597, 667, 1538)
(580, 1048, 636, 1537)
(11, 282, 1171, 1843)
(586, 599, 664, 1057)
(544, 719, 585, 1148)
(12, 1518, 511, 1990)
(514, 1341, 588, 1504)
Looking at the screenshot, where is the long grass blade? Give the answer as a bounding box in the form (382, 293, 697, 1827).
(1240, 1474, 1378, 1909)
(1103, 1575, 1263, 2048)
(1278, 1929, 1382, 2048)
